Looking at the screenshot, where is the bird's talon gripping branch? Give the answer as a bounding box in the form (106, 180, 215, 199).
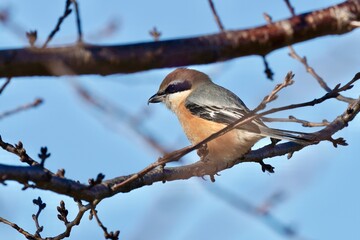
(259, 160, 275, 173)
(197, 143, 209, 161)
(159, 164, 167, 183)
(270, 138, 281, 146)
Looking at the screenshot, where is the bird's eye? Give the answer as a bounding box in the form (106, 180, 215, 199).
(165, 80, 192, 94)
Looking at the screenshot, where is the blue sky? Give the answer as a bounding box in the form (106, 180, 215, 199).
(0, 1, 359, 239)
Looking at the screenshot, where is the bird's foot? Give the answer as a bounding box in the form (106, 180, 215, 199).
(259, 160, 275, 173)
(197, 143, 209, 161)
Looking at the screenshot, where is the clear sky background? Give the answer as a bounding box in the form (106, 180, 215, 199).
(0, 1, 359, 239)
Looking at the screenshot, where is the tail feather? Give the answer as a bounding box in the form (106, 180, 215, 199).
(258, 126, 312, 145)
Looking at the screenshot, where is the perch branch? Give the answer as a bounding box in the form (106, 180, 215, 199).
(0, 0, 359, 77)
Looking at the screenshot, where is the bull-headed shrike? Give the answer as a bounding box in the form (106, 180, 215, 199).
(148, 68, 309, 163)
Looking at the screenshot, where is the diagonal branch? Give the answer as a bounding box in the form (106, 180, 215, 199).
(0, 217, 35, 239)
(0, 0, 359, 77)
(207, 0, 225, 32)
(42, 0, 72, 48)
(0, 77, 11, 94)
(0, 98, 43, 120)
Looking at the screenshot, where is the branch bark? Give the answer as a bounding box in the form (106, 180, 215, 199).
(0, 0, 359, 78)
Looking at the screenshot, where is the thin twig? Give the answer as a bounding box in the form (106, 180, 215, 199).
(91, 208, 120, 240)
(0, 217, 36, 240)
(70, 0, 83, 43)
(262, 56, 274, 80)
(32, 197, 46, 238)
(288, 46, 354, 103)
(51, 201, 93, 240)
(0, 77, 11, 94)
(0, 98, 43, 120)
(264, 8, 354, 104)
(207, 0, 225, 32)
(283, 0, 296, 17)
(262, 116, 330, 127)
(42, 0, 72, 48)
(258, 71, 294, 109)
(0, 136, 38, 166)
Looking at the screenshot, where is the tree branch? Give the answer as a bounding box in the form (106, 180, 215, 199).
(0, 0, 359, 77)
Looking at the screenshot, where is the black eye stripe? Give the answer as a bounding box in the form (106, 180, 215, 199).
(165, 80, 192, 94)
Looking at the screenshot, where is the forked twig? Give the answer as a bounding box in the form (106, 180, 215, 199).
(288, 46, 354, 103)
(280, 0, 354, 104)
(90, 208, 120, 240)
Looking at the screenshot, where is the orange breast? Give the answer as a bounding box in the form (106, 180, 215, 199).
(175, 102, 262, 162)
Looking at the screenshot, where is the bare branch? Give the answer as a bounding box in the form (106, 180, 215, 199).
(207, 0, 225, 32)
(0, 98, 43, 120)
(0, 1, 359, 77)
(0, 136, 39, 166)
(0, 77, 11, 94)
(288, 46, 354, 103)
(256, 71, 294, 111)
(42, 0, 72, 48)
(283, 0, 296, 17)
(0, 216, 36, 240)
(50, 201, 93, 240)
(90, 208, 120, 240)
(70, 0, 83, 43)
(32, 197, 46, 238)
(262, 56, 274, 80)
(262, 116, 330, 127)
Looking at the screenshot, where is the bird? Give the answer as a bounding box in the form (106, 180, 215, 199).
(148, 68, 310, 164)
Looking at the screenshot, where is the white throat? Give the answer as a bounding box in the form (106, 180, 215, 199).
(165, 90, 191, 112)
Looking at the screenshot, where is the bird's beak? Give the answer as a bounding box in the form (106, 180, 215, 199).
(148, 93, 165, 104)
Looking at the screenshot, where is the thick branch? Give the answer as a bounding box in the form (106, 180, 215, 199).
(0, 0, 359, 77)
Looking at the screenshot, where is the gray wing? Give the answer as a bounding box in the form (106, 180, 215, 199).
(185, 83, 263, 133)
(185, 83, 313, 144)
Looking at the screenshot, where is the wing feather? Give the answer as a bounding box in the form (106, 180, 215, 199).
(185, 102, 262, 134)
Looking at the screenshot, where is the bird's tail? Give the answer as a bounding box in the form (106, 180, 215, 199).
(258, 126, 313, 145)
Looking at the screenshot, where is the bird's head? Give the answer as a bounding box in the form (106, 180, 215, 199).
(148, 68, 211, 111)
